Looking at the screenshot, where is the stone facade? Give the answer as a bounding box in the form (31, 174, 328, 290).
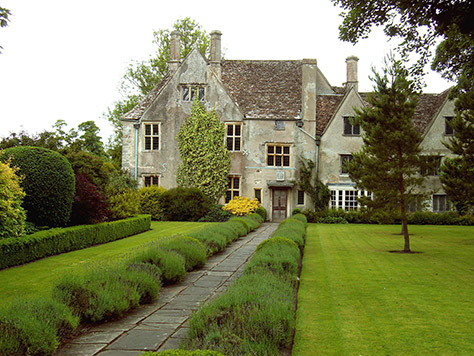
(122, 32, 455, 221)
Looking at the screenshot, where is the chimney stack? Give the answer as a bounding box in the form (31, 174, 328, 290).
(301, 58, 318, 123)
(210, 30, 222, 78)
(169, 30, 181, 73)
(345, 55, 359, 91)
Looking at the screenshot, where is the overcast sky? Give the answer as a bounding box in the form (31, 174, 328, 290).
(0, 0, 453, 142)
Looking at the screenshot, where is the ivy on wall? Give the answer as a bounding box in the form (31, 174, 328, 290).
(176, 100, 231, 203)
(297, 157, 330, 211)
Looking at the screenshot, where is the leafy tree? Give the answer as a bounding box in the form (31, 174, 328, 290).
(70, 121, 105, 157)
(0, 156, 26, 238)
(104, 18, 211, 159)
(296, 157, 330, 211)
(0, 129, 62, 151)
(347, 58, 424, 252)
(0, 6, 11, 53)
(176, 100, 230, 203)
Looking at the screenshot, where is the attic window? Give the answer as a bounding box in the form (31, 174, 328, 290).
(445, 117, 454, 135)
(181, 85, 206, 102)
(343, 116, 360, 136)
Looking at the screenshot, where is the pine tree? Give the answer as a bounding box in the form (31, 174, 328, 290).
(176, 100, 231, 203)
(348, 58, 424, 252)
(440, 71, 474, 214)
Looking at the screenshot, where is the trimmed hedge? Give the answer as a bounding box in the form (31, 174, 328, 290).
(183, 215, 305, 355)
(0, 215, 151, 270)
(1, 146, 75, 227)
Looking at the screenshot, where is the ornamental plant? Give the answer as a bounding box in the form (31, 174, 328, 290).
(176, 100, 230, 203)
(222, 196, 260, 216)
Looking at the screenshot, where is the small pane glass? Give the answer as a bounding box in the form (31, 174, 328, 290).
(182, 87, 189, 101)
(152, 124, 159, 135)
(283, 156, 290, 166)
(227, 125, 233, 136)
(227, 137, 233, 151)
(235, 124, 241, 136)
(233, 177, 240, 189)
(276, 146, 282, 154)
(276, 156, 282, 166)
(145, 124, 151, 136)
(283, 146, 290, 154)
(268, 156, 274, 166)
(234, 138, 241, 151)
(198, 87, 205, 101)
(145, 137, 151, 150)
(268, 146, 274, 154)
(153, 137, 159, 150)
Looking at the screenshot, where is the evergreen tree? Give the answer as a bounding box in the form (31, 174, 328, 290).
(176, 100, 230, 203)
(440, 71, 474, 214)
(348, 58, 424, 252)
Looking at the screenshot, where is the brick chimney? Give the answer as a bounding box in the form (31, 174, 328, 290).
(169, 30, 181, 73)
(210, 30, 222, 79)
(345, 55, 359, 91)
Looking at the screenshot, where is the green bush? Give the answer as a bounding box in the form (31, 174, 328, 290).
(198, 204, 233, 222)
(107, 190, 140, 220)
(139, 186, 167, 220)
(292, 208, 302, 215)
(224, 220, 248, 237)
(272, 226, 305, 248)
(131, 247, 186, 284)
(255, 206, 267, 221)
(189, 227, 229, 255)
(142, 350, 226, 356)
(159, 187, 212, 221)
(245, 242, 300, 279)
(158, 235, 207, 271)
(2, 146, 75, 227)
(0, 298, 79, 356)
(53, 263, 160, 323)
(248, 212, 264, 224)
(184, 272, 296, 356)
(0, 215, 151, 270)
(0, 158, 26, 239)
(291, 213, 308, 225)
(318, 216, 348, 224)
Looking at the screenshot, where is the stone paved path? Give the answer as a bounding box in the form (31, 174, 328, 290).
(55, 222, 278, 356)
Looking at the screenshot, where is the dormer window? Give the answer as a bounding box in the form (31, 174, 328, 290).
(343, 116, 360, 136)
(181, 85, 206, 102)
(445, 117, 454, 135)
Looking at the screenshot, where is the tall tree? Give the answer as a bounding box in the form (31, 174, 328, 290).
(347, 58, 423, 252)
(104, 18, 211, 162)
(176, 100, 230, 203)
(0, 6, 11, 53)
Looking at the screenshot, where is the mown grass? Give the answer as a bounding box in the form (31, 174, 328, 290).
(292, 224, 474, 356)
(0, 221, 211, 306)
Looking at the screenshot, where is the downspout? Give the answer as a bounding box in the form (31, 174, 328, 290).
(133, 123, 140, 180)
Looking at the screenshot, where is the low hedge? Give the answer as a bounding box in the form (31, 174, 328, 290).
(0, 215, 151, 270)
(183, 215, 305, 355)
(142, 351, 226, 356)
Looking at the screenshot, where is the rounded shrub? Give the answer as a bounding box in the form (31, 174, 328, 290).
(2, 146, 75, 227)
(256, 236, 299, 253)
(255, 206, 267, 221)
(189, 228, 229, 255)
(291, 213, 308, 225)
(224, 220, 248, 237)
(0, 158, 26, 238)
(158, 235, 207, 271)
(228, 217, 251, 234)
(139, 186, 167, 220)
(159, 187, 211, 221)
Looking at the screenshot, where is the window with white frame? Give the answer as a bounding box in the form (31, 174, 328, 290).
(144, 123, 160, 151)
(343, 116, 360, 135)
(225, 176, 240, 203)
(433, 194, 450, 212)
(144, 175, 159, 187)
(330, 189, 372, 211)
(340, 154, 353, 174)
(267, 145, 290, 167)
(226, 123, 242, 151)
(181, 85, 206, 102)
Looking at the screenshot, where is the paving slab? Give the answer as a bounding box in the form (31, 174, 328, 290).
(55, 223, 278, 356)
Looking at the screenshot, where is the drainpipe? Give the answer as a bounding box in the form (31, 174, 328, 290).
(133, 123, 140, 180)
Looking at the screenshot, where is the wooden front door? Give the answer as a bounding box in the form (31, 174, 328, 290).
(272, 189, 288, 221)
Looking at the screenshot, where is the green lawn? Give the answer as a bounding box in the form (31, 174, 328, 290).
(293, 224, 474, 356)
(0, 221, 210, 306)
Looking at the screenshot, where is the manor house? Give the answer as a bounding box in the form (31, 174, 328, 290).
(122, 31, 455, 221)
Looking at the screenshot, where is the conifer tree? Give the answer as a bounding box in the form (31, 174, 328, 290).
(176, 100, 230, 203)
(440, 73, 474, 214)
(348, 58, 424, 252)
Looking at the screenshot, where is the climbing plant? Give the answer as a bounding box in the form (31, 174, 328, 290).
(176, 100, 230, 203)
(297, 157, 330, 211)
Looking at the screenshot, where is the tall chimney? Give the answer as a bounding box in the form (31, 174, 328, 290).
(345, 55, 359, 91)
(169, 30, 181, 73)
(210, 30, 222, 79)
(301, 58, 317, 123)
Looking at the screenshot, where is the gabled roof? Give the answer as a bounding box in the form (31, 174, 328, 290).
(221, 60, 302, 119)
(315, 89, 451, 136)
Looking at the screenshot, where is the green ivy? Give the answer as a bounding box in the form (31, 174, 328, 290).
(176, 100, 230, 203)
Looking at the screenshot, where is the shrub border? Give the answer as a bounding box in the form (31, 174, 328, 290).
(0, 215, 151, 270)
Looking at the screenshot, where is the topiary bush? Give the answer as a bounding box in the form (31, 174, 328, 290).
(139, 186, 167, 220)
(159, 187, 212, 221)
(255, 206, 267, 221)
(0, 158, 26, 238)
(1, 146, 75, 227)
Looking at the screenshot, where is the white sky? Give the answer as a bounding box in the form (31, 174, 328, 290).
(0, 0, 453, 142)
